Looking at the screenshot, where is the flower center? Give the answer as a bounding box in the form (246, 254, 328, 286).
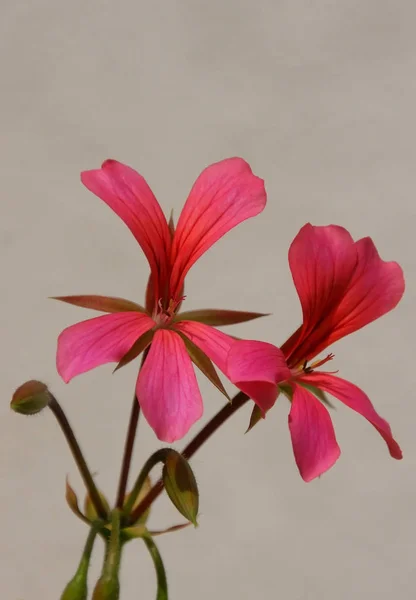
(290, 353, 334, 379)
(154, 296, 185, 327)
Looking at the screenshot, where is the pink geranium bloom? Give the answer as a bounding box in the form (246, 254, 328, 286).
(56, 158, 266, 442)
(227, 224, 404, 481)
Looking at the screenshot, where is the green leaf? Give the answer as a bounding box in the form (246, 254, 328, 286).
(177, 332, 230, 401)
(113, 329, 154, 372)
(175, 308, 269, 327)
(52, 295, 147, 314)
(162, 451, 199, 526)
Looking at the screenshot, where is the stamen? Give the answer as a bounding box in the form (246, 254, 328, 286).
(308, 353, 335, 370)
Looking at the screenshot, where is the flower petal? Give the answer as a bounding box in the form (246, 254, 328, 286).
(173, 320, 235, 374)
(170, 158, 266, 299)
(81, 160, 171, 309)
(227, 340, 291, 413)
(301, 373, 402, 459)
(283, 224, 405, 362)
(57, 312, 155, 382)
(324, 237, 405, 349)
(136, 330, 203, 442)
(289, 384, 341, 482)
(283, 223, 357, 362)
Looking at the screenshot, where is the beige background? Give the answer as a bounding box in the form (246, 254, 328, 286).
(0, 1, 415, 598)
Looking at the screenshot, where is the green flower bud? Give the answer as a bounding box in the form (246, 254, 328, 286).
(10, 380, 50, 415)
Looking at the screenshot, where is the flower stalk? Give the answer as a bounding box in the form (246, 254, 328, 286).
(48, 394, 107, 520)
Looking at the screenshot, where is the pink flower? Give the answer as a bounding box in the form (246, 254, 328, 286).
(227, 224, 404, 481)
(56, 158, 266, 442)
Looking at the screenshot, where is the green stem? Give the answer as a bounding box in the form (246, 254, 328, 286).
(123, 449, 170, 517)
(143, 535, 168, 600)
(128, 391, 249, 524)
(92, 510, 122, 600)
(115, 349, 149, 508)
(48, 394, 107, 520)
(60, 527, 98, 600)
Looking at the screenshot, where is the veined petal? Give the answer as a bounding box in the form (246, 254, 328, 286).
(81, 160, 171, 308)
(175, 308, 268, 327)
(57, 312, 155, 382)
(52, 294, 147, 314)
(301, 373, 402, 459)
(283, 225, 405, 362)
(289, 384, 341, 482)
(170, 158, 266, 299)
(227, 340, 291, 413)
(136, 330, 203, 442)
(173, 320, 235, 374)
(322, 237, 405, 350)
(283, 223, 357, 362)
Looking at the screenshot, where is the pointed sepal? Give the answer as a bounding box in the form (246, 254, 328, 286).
(52, 295, 147, 314)
(65, 478, 89, 525)
(176, 308, 269, 327)
(178, 332, 230, 400)
(299, 381, 336, 409)
(245, 404, 265, 433)
(113, 329, 154, 372)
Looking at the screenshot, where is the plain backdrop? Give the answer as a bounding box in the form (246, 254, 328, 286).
(0, 1, 415, 598)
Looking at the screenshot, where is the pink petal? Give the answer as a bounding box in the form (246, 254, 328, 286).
(81, 160, 171, 310)
(324, 237, 405, 349)
(174, 320, 236, 374)
(57, 312, 155, 382)
(283, 223, 357, 363)
(136, 329, 203, 442)
(301, 373, 402, 459)
(169, 158, 266, 299)
(227, 340, 291, 413)
(289, 384, 341, 482)
(283, 224, 405, 363)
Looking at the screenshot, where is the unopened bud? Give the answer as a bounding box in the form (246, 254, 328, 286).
(92, 577, 120, 600)
(11, 380, 50, 415)
(162, 450, 199, 526)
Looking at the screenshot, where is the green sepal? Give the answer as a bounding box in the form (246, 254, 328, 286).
(175, 308, 269, 327)
(52, 295, 147, 314)
(297, 382, 335, 409)
(245, 404, 265, 433)
(65, 478, 89, 525)
(177, 332, 230, 401)
(113, 329, 154, 372)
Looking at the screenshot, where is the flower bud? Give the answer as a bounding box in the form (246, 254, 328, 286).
(10, 380, 50, 415)
(162, 450, 199, 526)
(92, 576, 120, 600)
(60, 572, 88, 600)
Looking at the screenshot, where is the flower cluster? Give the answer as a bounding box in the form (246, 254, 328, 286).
(56, 158, 404, 481)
